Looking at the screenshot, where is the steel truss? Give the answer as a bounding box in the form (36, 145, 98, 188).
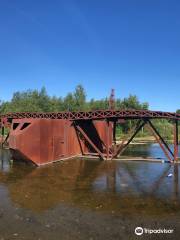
(0, 109, 179, 162)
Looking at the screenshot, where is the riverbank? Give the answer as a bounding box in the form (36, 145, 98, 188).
(0, 201, 180, 240)
(117, 135, 179, 144)
(116, 136, 155, 145)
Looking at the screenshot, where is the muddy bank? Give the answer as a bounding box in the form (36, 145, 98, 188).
(0, 199, 180, 240)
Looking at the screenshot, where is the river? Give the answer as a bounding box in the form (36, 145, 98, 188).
(0, 144, 180, 239)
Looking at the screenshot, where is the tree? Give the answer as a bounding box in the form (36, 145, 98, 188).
(64, 93, 76, 111)
(0, 84, 149, 118)
(121, 95, 149, 110)
(37, 87, 51, 112)
(73, 85, 86, 111)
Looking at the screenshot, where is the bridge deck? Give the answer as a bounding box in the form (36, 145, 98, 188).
(1, 109, 180, 121)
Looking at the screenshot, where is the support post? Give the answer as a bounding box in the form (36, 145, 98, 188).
(111, 120, 142, 159)
(145, 121, 173, 162)
(106, 120, 110, 160)
(113, 120, 117, 144)
(174, 120, 179, 161)
(111, 120, 146, 159)
(147, 120, 174, 158)
(75, 125, 105, 160)
(1, 125, 4, 148)
(2, 133, 9, 148)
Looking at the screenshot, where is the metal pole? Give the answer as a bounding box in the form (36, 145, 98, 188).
(113, 120, 117, 144)
(1, 125, 4, 148)
(106, 120, 110, 160)
(111, 120, 142, 159)
(112, 120, 146, 159)
(174, 120, 179, 161)
(146, 123, 173, 162)
(147, 120, 174, 158)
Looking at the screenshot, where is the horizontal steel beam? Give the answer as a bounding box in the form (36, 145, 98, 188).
(1, 110, 180, 121)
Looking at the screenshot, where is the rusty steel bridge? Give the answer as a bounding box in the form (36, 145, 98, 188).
(1, 109, 180, 121)
(0, 109, 180, 165)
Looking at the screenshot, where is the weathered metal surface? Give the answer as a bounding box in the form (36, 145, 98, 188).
(8, 119, 112, 166)
(145, 121, 173, 162)
(75, 120, 113, 158)
(111, 120, 146, 159)
(1, 109, 179, 166)
(1, 109, 180, 122)
(174, 120, 179, 161)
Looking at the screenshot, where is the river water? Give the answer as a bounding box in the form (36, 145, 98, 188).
(0, 144, 180, 239)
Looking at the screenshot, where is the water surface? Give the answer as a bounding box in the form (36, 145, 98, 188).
(0, 145, 180, 239)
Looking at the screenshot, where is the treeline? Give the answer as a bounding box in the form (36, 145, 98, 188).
(0, 85, 149, 113)
(0, 85, 179, 139)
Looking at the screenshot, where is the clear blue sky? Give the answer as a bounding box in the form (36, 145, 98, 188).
(0, 0, 179, 111)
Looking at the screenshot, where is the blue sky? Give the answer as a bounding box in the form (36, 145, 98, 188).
(0, 0, 179, 111)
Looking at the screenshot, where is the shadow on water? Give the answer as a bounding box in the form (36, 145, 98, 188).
(0, 146, 180, 217)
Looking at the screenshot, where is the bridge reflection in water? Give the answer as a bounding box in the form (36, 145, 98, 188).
(0, 148, 180, 215)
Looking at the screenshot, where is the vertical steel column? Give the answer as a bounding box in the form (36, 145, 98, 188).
(1, 125, 4, 148)
(174, 120, 179, 161)
(113, 120, 117, 145)
(106, 120, 110, 160)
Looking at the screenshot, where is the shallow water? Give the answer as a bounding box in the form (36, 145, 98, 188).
(123, 143, 180, 159)
(0, 145, 180, 239)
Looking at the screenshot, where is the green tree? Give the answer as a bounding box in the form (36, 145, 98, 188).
(63, 93, 76, 111)
(121, 95, 149, 110)
(73, 85, 86, 111)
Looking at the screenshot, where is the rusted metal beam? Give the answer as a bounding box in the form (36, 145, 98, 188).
(1, 109, 180, 122)
(111, 120, 146, 159)
(2, 133, 9, 148)
(106, 120, 110, 159)
(113, 120, 117, 144)
(100, 139, 113, 155)
(112, 120, 143, 159)
(73, 123, 84, 155)
(1, 125, 4, 148)
(147, 119, 174, 158)
(145, 122, 173, 163)
(174, 120, 179, 161)
(75, 125, 105, 160)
